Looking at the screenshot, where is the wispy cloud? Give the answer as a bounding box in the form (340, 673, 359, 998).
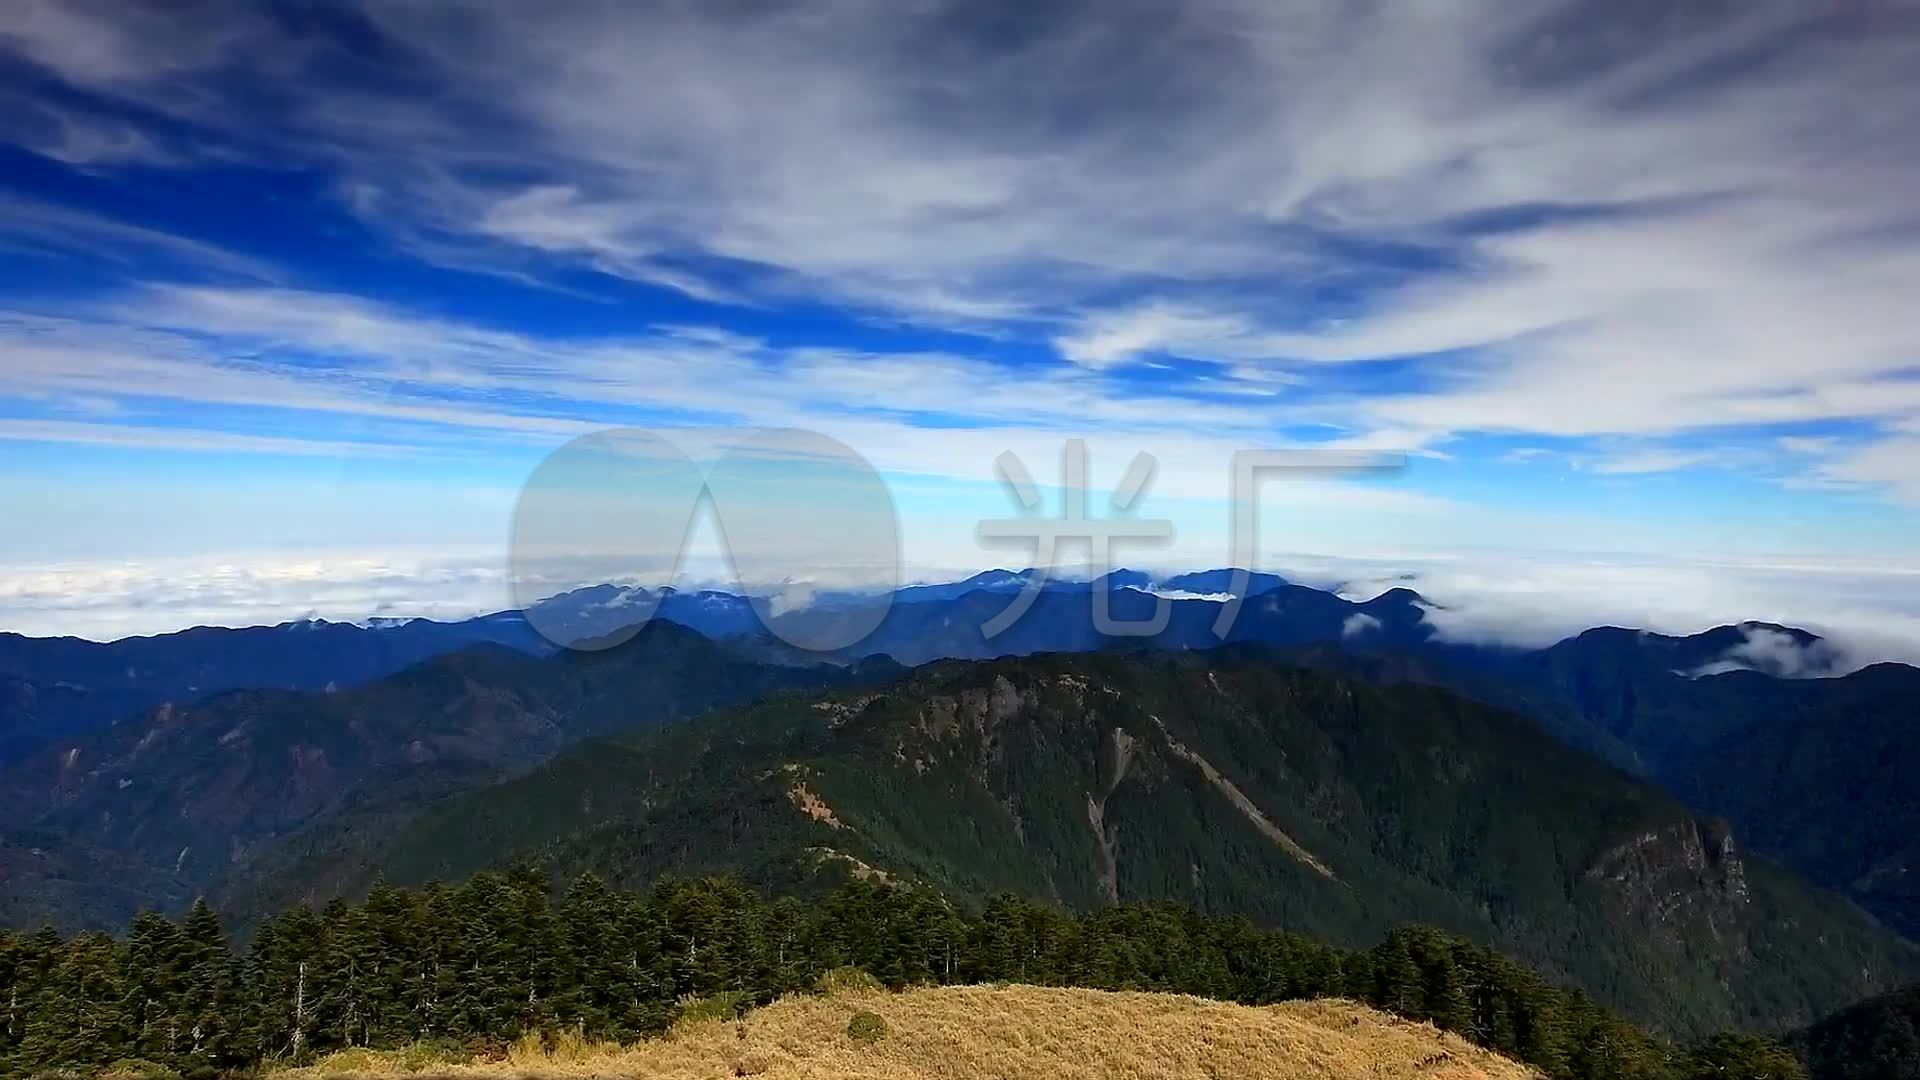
(0, 417, 421, 457)
(3, 2, 1917, 476)
(1283, 549, 1920, 672)
(0, 197, 280, 281)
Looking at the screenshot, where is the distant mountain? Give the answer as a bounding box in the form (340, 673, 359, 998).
(1159, 568, 1292, 596)
(1409, 625, 1920, 938)
(301, 647, 1918, 1038)
(7, 565, 1918, 953)
(0, 621, 874, 930)
(512, 584, 769, 646)
(1677, 662, 1920, 940)
(0, 568, 1448, 762)
(755, 572, 1433, 666)
(0, 612, 552, 764)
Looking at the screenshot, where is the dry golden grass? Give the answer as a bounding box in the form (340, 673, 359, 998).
(274, 984, 1538, 1080)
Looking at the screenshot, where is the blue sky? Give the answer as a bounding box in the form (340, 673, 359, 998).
(0, 0, 1918, 653)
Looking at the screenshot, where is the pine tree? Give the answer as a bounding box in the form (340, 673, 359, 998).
(1462, 950, 1521, 1058)
(315, 896, 375, 1049)
(557, 873, 617, 1035)
(1339, 950, 1376, 1003)
(120, 910, 187, 1063)
(1682, 1032, 1807, 1080)
(177, 899, 239, 1069)
(360, 880, 425, 1044)
(1508, 967, 1571, 1078)
(451, 872, 513, 1038)
(609, 883, 671, 1037)
(242, 905, 326, 1062)
(1567, 998, 1669, 1080)
(415, 883, 463, 1041)
(1407, 928, 1473, 1032)
(0, 928, 25, 1065)
(497, 863, 565, 1031)
(1370, 929, 1422, 1017)
(17, 932, 126, 1068)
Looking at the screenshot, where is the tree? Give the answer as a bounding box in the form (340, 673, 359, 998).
(242, 905, 326, 1062)
(177, 899, 240, 1069)
(0, 926, 33, 1068)
(1683, 1033, 1807, 1080)
(1370, 929, 1422, 1017)
(120, 911, 186, 1062)
(556, 873, 617, 1035)
(359, 880, 426, 1044)
(16, 932, 125, 1068)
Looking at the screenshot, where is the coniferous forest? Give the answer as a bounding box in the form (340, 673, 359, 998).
(0, 870, 1808, 1080)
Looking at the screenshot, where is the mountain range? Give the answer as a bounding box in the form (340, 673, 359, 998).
(2, 569, 1917, 1040)
(246, 645, 1915, 1037)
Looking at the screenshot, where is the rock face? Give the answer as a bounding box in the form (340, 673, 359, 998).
(1588, 818, 1751, 952)
(312, 648, 1919, 1038)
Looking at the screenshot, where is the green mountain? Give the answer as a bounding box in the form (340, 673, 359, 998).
(0, 621, 869, 931)
(1679, 664, 1920, 941)
(1795, 983, 1920, 1079)
(1428, 627, 1920, 938)
(284, 646, 1919, 1038)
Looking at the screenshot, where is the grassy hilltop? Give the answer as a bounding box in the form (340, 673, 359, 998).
(276, 984, 1536, 1080)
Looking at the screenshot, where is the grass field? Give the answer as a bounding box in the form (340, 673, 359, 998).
(275, 984, 1537, 1079)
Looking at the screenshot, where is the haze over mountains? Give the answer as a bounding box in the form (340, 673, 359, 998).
(3, 567, 1918, 1045)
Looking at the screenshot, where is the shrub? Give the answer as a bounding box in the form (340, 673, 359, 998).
(305, 1042, 469, 1074)
(505, 1030, 548, 1067)
(814, 965, 884, 995)
(846, 1009, 890, 1044)
(100, 1060, 181, 1080)
(675, 989, 754, 1024)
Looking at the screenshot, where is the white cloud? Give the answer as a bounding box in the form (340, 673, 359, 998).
(1342, 612, 1382, 639)
(1588, 449, 1729, 476)
(1811, 436, 1920, 504)
(1138, 587, 1235, 603)
(0, 2, 1915, 499)
(1276, 549, 1920, 671)
(16, 543, 1920, 676)
(0, 418, 420, 457)
(1687, 625, 1850, 679)
(0, 549, 519, 640)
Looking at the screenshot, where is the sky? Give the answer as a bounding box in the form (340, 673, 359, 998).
(0, 0, 1918, 658)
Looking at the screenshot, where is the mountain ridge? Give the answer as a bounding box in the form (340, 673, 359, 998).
(279, 644, 1919, 1037)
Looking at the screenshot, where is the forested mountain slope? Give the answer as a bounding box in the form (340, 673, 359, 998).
(1795, 982, 1920, 1079)
(1415, 628, 1920, 938)
(0, 621, 869, 930)
(291, 647, 1919, 1038)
